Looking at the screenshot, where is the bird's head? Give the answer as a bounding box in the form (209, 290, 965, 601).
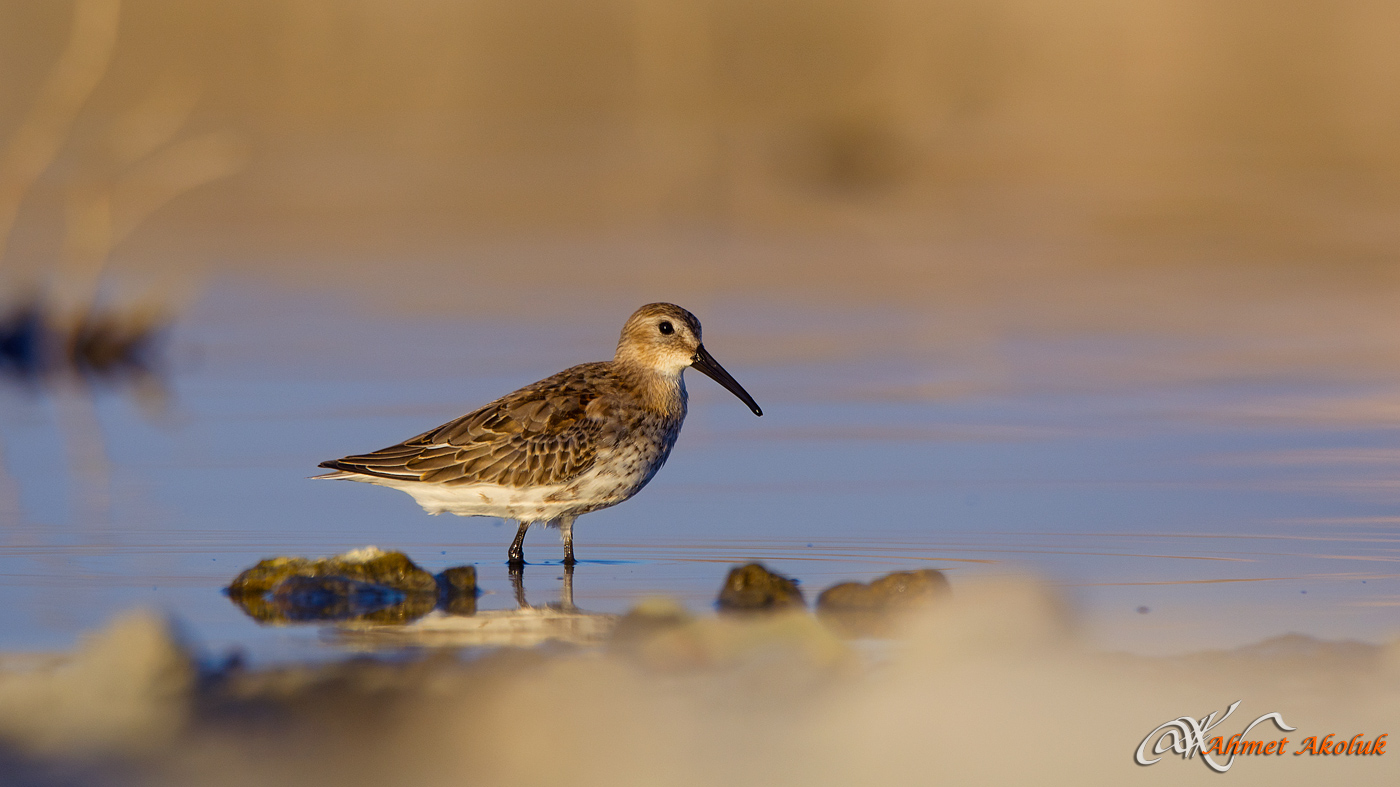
(616, 303, 762, 416)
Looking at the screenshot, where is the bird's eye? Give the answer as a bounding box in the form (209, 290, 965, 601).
(658, 321, 674, 335)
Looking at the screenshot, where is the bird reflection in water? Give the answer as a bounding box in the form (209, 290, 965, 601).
(509, 563, 577, 612)
(335, 563, 617, 649)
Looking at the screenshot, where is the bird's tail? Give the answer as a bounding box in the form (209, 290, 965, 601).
(312, 459, 358, 480)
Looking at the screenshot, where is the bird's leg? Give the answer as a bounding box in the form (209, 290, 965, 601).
(508, 520, 529, 566)
(559, 515, 577, 566)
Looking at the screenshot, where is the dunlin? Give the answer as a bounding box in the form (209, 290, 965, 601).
(316, 303, 762, 566)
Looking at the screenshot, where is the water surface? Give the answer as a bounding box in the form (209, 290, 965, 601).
(0, 282, 1396, 661)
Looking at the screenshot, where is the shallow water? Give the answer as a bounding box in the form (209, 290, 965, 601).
(0, 281, 1396, 662)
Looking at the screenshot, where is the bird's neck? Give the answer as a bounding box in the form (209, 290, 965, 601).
(616, 360, 687, 418)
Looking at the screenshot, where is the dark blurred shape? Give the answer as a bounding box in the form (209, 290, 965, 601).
(0, 299, 166, 387)
(68, 308, 165, 379)
(0, 301, 44, 378)
(716, 562, 805, 612)
(226, 548, 481, 625)
(817, 569, 950, 637)
(778, 117, 913, 196)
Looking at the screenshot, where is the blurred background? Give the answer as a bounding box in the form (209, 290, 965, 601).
(1, 0, 1399, 659)
(3, 0, 1399, 315)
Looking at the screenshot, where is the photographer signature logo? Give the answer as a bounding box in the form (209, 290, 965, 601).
(1136, 701, 1387, 773)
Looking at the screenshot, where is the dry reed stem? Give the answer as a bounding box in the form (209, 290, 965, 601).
(0, 0, 122, 269)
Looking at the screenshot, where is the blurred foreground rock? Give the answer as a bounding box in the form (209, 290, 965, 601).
(226, 547, 477, 625)
(611, 597, 694, 645)
(4, 582, 1399, 787)
(613, 597, 847, 673)
(0, 612, 192, 756)
(716, 563, 805, 611)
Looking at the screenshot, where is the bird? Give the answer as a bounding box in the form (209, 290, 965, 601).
(315, 303, 762, 567)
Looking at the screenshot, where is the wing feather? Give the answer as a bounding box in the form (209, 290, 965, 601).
(319, 364, 609, 487)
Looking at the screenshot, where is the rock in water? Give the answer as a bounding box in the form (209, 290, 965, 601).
(716, 563, 805, 611)
(816, 569, 950, 636)
(436, 565, 479, 616)
(228, 547, 438, 596)
(226, 547, 439, 624)
(817, 569, 950, 612)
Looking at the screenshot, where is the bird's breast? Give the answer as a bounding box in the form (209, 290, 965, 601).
(592, 412, 684, 489)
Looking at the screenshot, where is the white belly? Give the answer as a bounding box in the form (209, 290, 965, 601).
(334, 415, 682, 524)
(348, 461, 647, 522)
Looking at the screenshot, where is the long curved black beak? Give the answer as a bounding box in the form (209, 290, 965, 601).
(690, 344, 762, 416)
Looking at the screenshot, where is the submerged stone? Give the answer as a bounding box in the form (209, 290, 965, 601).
(436, 565, 480, 616)
(716, 563, 805, 612)
(816, 569, 950, 636)
(270, 576, 407, 622)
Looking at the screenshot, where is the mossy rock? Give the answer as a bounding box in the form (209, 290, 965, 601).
(227, 547, 437, 597)
(436, 565, 479, 616)
(226, 556, 311, 598)
(716, 563, 804, 612)
(225, 547, 439, 626)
